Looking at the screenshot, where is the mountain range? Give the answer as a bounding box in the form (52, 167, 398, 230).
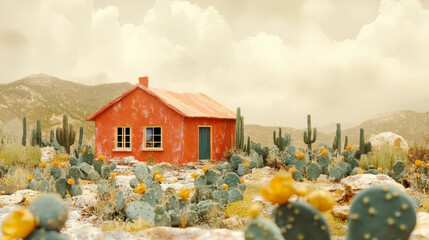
(1, 74, 428, 150)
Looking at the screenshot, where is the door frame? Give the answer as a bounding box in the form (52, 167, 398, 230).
(198, 126, 212, 160)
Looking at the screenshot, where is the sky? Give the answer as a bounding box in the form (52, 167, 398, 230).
(1, 0, 429, 128)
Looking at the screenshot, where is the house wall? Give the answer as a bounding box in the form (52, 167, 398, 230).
(93, 88, 186, 164)
(183, 118, 236, 163)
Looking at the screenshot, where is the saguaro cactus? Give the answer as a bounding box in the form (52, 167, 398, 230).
(31, 128, 36, 146)
(344, 136, 348, 150)
(235, 107, 244, 150)
(336, 123, 341, 154)
(36, 119, 42, 147)
(56, 115, 76, 154)
(303, 114, 317, 151)
(50, 130, 54, 145)
(78, 126, 83, 146)
(273, 128, 291, 151)
(359, 128, 372, 157)
(22, 113, 26, 146)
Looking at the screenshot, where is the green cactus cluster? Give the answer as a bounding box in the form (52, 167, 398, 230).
(303, 114, 317, 151)
(273, 127, 292, 152)
(236, 107, 244, 150)
(359, 128, 372, 157)
(245, 185, 417, 240)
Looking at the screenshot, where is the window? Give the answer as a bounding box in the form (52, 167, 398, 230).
(115, 126, 131, 150)
(144, 126, 162, 149)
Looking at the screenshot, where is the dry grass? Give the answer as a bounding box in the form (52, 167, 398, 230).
(359, 144, 407, 171)
(408, 135, 429, 164)
(100, 219, 152, 232)
(0, 144, 41, 168)
(0, 166, 33, 195)
(52, 153, 70, 162)
(323, 211, 347, 237)
(224, 184, 260, 219)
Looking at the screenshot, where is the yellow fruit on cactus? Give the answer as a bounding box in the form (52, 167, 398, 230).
(67, 178, 74, 185)
(241, 178, 244, 183)
(52, 160, 59, 166)
(178, 188, 190, 199)
(1, 208, 36, 240)
(346, 145, 352, 150)
(415, 173, 421, 178)
(322, 150, 329, 156)
(153, 170, 159, 175)
(109, 173, 116, 178)
(59, 162, 66, 168)
(249, 204, 262, 218)
(357, 170, 364, 174)
(27, 176, 33, 181)
(222, 184, 228, 190)
(82, 148, 86, 153)
(155, 174, 165, 182)
(415, 160, 423, 167)
(97, 155, 105, 161)
(244, 162, 249, 168)
(377, 168, 382, 172)
(191, 172, 199, 179)
(305, 190, 335, 212)
(261, 175, 296, 205)
(202, 165, 209, 173)
(134, 183, 146, 194)
(40, 162, 47, 168)
(320, 147, 325, 151)
(426, 163, 429, 169)
(289, 167, 296, 174)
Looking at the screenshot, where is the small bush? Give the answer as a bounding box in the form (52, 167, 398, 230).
(0, 166, 33, 195)
(224, 184, 260, 219)
(0, 144, 41, 168)
(408, 135, 429, 164)
(359, 144, 407, 171)
(52, 153, 70, 163)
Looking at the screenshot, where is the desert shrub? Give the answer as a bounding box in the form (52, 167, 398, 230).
(99, 219, 151, 232)
(52, 153, 70, 163)
(0, 166, 33, 195)
(0, 144, 41, 168)
(408, 135, 429, 164)
(359, 144, 407, 171)
(224, 184, 261, 219)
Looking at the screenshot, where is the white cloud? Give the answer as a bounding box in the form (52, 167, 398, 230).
(1, 0, 429, 128)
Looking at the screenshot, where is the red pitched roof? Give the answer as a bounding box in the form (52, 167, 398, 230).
(86, 84, 236, 121)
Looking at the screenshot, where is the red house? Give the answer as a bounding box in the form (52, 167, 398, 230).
(86, 77, 236, 164)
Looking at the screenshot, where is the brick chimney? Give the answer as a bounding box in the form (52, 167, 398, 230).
(139, 76, 149, 88)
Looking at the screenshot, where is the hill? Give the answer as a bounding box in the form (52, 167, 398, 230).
(0, 74, 133, 146)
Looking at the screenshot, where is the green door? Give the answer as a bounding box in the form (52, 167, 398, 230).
(199, 127, 211, 160)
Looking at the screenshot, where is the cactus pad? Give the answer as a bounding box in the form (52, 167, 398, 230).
(28, 194, 68, 231)
(245, 217, 285, 240)
(125, 201, 155, 223)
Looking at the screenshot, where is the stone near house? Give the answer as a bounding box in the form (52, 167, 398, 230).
(369, 132, 409, 152)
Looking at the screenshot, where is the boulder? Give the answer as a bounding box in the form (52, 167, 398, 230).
(331, 205, 350, 220)
(136, 226, 244, 240)
(340, 174, 405, 203)
(410, 212, 429, 240)
(369, 132, 408, 152)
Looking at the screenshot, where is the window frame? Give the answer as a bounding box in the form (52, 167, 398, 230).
(142, 126, 163, 151)
(113, 126, 132, 152)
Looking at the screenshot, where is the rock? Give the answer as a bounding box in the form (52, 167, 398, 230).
(122, 156, 140, 166)
(317, 174, 329, 182)
(340, 174, 405, 203)
(0, 189, 39, 207)
(221, 215, 247, 229)
(64, 225, 105, 240)
(410, 212, 429, 240)
(66, 184, 98, 208)
(136, 226, 244, 240)
(41, 146, 56, 162)
(369, 132, 409, 152)
(251, 196, 276, 216)
(331, 205, 350, 220)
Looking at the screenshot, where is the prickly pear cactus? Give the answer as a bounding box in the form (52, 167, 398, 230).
(306, 163, 321, 181)
(79, 162, 92, 175)
(134, 165, 150, 181)
(68, 183, 82, 196)
(93, 159, 104, 173)
(89, 170, 101, 181)
(213, 189, 229, 205)
(51, 165, 62, 179)
(110, 163, 116, 171)
(389, 161, 405, 182)
(272, 201, 331, 240)
(195, 175, 207, 190)
(101, 165, 111, 179)
(28, 180, 40, 191)
(39, 180, 51, 192)
(151, 165, 164, 174)
(69, 156, 79, 166)
(142, 189, 157, 208)
(237, 164, 248, 176)
(294, 158, 306, 172)
(25, 229, 69, 240)
(125, 201, 155, 223)
(205, 169, 218, 185)
(230, 155, 243, 170)
(245, 217, 285, 240)
(55, 178, 68, 198)
(292, 170, 304, 182)
(345, 185, 417, 240)
(116, 190, 126, 212)
(67, 167, 81, 183)
(224, 172, 241, 189)
(79, 145, 93, 165)
(228, 189, 243, 203)
(35, 171, 42, 181)
(154, 205, 171, 227)
(129, 177, 139, 189)
(197, 200, 222, 219)
(28, 194, 68, 231)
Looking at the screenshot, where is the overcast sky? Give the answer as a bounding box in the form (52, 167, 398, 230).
(1, 0, 429, 128)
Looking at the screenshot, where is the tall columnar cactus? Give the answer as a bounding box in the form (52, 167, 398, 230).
(31, 128, 36, 147)
(336, 123, 341, 154)
(247, 136, 251, 155)
(230, 135, 233, 151)
(303, 114, 317, 151)
(235, 107, 244, 150)
(359, 128, 372, 156)
(344, 136, 349, 150)
(36, 119, 42, 147)
(78, 126, 83, 146)
(22, 113, 27, 146)
(50, 130, 54, 145)
(56, 115, 76, 154)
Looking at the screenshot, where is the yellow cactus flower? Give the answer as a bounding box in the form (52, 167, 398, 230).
(305, 190, 335, 212)
(27, 176, 33, 181)
(59, 162, 66, 168)
(154, 174, 165, 183)
(415, 160, 424, 168)
(222, 184, 228, 190)
(134, 183, 146, 194)
(317, 153, 322, 157)
(153, 170, 159, 175)
(295, 152, 306, 159)
(320, 147, 325, 151)
(331, 162, 335, 166)
(178, 188, 190, 199)
(249, 204, 262, 218)
(202, 165, 209, 173)
(191, 172, 199, 179)
(346, 145, 352, 150)
(357, 170, 364, 174)
(244, 162, 249, 168)
(1, 208, 36, 240)
(82, 148, 86, 153)
(322, 150, 329, 156)
(377, 168, 382, 172)
(52, 160, 59, 166)
(110, 173, 116, 178)
(289, 167, 296, 174)
(241, 178, 244, 184)
(97, 155, 105, 161)
(40, 162, 47, 168)
(426, 163, 429, 169)
(416, 173, 421, 178)
(261, 175, 297, 205)
(67, 178, 74, 185)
